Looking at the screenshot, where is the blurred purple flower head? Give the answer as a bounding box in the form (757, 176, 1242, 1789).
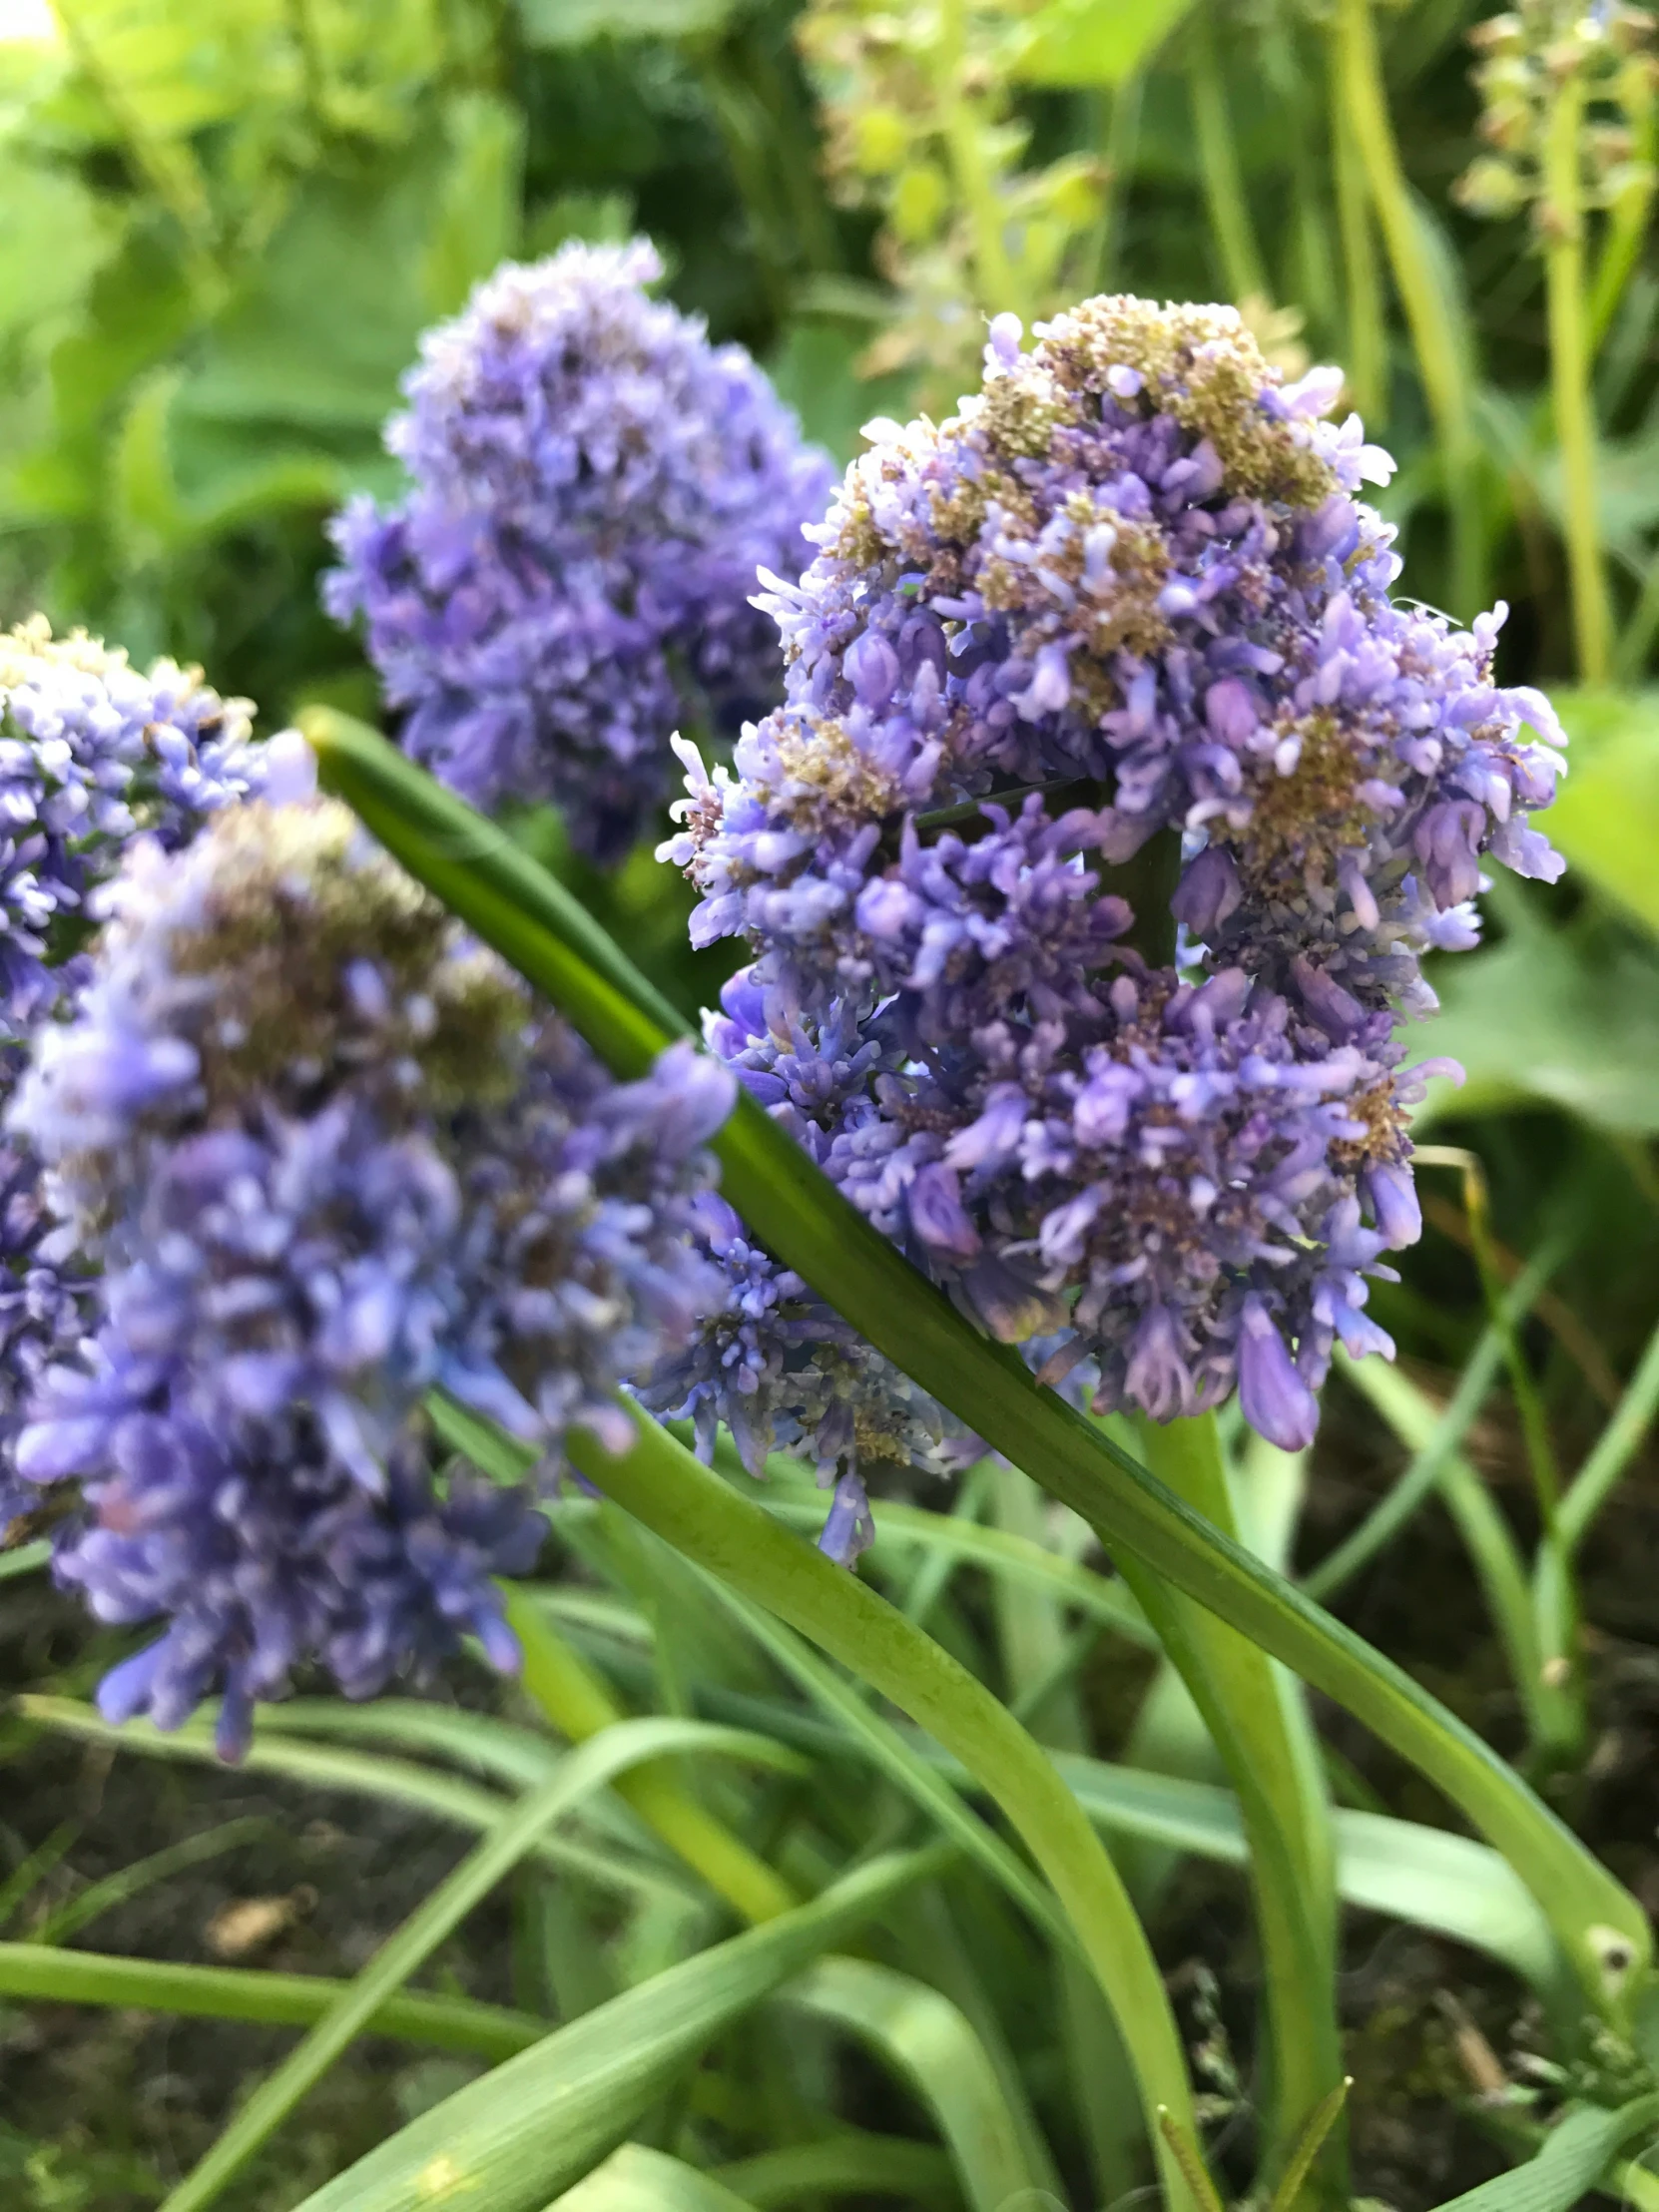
(11, 786, 734, 1751)
(657, 294, 1563, 1464)
(325, 240, 835, 863)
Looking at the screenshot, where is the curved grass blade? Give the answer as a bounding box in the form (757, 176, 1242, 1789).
(288, 1850, 940, 2212)
(781, 1956, 1052, 2212)
(546, 2143, 757, 2209)
(1429, 2091, 1659, 2209)
(307, 707, 1650, 2013)
(15, 1696, 694, 1908)
(0, 1940, 542, 2061)
(709, 2130, 956, 2206)
(30, 1817, 269, 1947)
(159, 1716, 813, 2212)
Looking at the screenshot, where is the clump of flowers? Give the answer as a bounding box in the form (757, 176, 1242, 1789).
(325, 241, 835, 863)
(0, 620, 268, 1529)
(11, 769, 734, 1754)
(660, 295, 1566, 1489)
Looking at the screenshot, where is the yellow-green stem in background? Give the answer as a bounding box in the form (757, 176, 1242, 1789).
(1334, 0, 1481, 615)
(1188, 0, 1268, 306)
(1329, 26, 1385, 421)
(1541, 56, 1612, 682)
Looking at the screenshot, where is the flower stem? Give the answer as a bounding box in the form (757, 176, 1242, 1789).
(1542, 55, 1612, 684)
(568, 1398, 1212, 2212)
(1334, 0, 1482, 615)
(1329, 26, 1385, 421)
(500, 1583, 798, 1926)
(1188, 0, 1268, 305)
(934, 0, 1024, 318)
(1131, 1414, 1345, 2208)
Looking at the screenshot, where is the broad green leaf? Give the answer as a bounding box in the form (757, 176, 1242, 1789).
(0, 150, 120, 358)
(421, 92, 526, 319)
(287, 1852, 934, 2212)
(0, 1940, 540, 2062)
(1543, 689, 1659, 935)
(517, 0, 740, 48)
(1012, 0, 1196, 89)
(766, 311, 913, 468)
(547, 2143, 755, 2210)
(1430, 2093, 1659, 2209)
(177, 155, 446, 433)
(46, 0, 294, 144)
(781, 1957, 1048, 2212)
(305, 707, 1650, 2020)
(1414, 913, 1659, 1134)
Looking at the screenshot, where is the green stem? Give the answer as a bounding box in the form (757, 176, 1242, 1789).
(1329, 26, 1385, 421)
(1559, 1309, 1659, 1554)
(1543, 58, 1613, 683)
(1589, 80, 1657, 350)
(934, 0, 1023, 316)
(568, 1399, 1210, 2212)
(1334, 0, 1481, 614)
(500, 1584, 798, 1925)
(305, 709, 1652, 2020)
(1188, 0, 1268, 304)
(0, 1941, 542, 2062)
(1132, 1416, 1345, 2208)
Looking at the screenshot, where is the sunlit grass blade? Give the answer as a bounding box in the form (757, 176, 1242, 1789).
(1309, 1240, 1562, 1601)
(15, 1696, 694, 1908)
(159, 1716, 819, 2212)
(307, 707, 1651, 2016)
(287, 1849, 941, 2212)
(0, 1539, 49, 1583)
(1429, 2091, 1659, 2210)
(546, 2143, 756, 2209)
(0, 1940, 543, 2061)
(781, 1956, 1053, 2212)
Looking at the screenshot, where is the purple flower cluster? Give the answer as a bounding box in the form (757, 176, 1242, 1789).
(10, 780, 734, 1753)
(0, 624, 267, 1527)
(325, 241, 835, 863)
(661, 296, 1567, 1461)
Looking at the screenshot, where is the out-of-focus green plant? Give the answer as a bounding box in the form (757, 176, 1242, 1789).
(1455, 1, 1658, 675)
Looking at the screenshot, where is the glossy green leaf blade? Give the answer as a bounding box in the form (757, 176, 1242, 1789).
(545, 2143, 757, 2210)
(711, 2133, 955, 2205)
(306, 708, 1650, 2008)
(782, 1957, 1046, 2212)
(288, 1851, 935, 2212)
(161, 1717, 805, 2212)
(1430, 2092, 1659, 2209)
(1544, 690, 1659, 933)
(0, 1942, 541, 2062)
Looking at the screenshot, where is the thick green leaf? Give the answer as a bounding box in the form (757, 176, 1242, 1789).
(1431, 2093, 1659, 2209)
(306, 708, 1650, 2021)
(0, 151, 120, 358)
(1544, 689, 1659, 935)
(287, 1851, 934, 2212)
(1012, 0, 1196, 88)
(781, 1957, 1047, 2212)
(547, 2144, 755, 2210)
